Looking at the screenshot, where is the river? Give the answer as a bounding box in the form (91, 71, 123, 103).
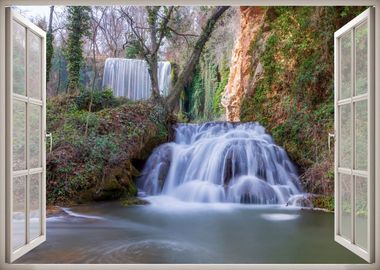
(16, 198, 364, 264)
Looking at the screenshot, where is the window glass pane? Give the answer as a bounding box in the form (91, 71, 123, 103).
(355, 100, 367, 170)
(13, 176, 26, 251)
(340, 31, 352, 100)
(355, 21, 368, 96)
(355, 176, 368, 251)
(30, 173, 41, 241)
(339, 104, 352, 168)
(340, 173, 352, 240)
(29, 104, 42, 168)
(13, 100, 26, 171)
(13, 21, 26, 96)
(27, 31, 42, 100)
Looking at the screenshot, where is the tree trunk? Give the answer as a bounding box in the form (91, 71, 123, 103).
(166, 6, 230, 110)
(146, 7, 161, 100)
(56, 52, 61, 94)
(46, 5, 54, 82)
(147, 57, 160, 99)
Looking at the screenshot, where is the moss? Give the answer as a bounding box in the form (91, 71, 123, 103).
(212, 61, 229, 116)
(121, 197, 149, 207)
(183, 27, 234, 122)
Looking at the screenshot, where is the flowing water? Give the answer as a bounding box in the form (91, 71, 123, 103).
(102, 58, 172, 100)
(16, 201, 364, 264)
(16, 122, 365, 263)
(139, 122, 308, 206)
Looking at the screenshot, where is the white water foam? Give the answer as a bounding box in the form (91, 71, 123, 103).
(139, 122, 309, 206)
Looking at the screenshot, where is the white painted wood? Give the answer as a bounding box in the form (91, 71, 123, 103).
(5, 9, 46, 263)
(334, 7, 375, 263)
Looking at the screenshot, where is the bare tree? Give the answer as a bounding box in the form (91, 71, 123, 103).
(120, 6, 174, 100)
(90, 7, 105, 90)
(84, 7, 106, 138)
(97, 7, 126, 57)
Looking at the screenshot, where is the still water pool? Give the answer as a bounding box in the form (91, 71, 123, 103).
(16, 197, 365, 264)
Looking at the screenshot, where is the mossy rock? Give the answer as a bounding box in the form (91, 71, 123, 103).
(121, 197, 149, 207)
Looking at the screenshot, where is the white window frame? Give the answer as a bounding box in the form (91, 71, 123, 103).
(334, 7, 375, 262)
(0, 0, 379, 270)
(5, 9, 47, 263)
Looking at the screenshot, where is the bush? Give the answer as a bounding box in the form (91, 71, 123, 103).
(75, 88, 128, 112)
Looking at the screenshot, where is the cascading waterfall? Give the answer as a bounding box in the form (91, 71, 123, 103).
(102, 58, 172, 100)
(138, 122, 308, 205)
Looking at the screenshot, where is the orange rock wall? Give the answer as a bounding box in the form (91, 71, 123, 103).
(221, 7, 266, 122)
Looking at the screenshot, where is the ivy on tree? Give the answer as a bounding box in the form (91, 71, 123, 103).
(65, 6, 91, 93)
(46, 6, 55, 82)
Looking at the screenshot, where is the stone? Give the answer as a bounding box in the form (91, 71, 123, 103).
(221, 7, 266, 122)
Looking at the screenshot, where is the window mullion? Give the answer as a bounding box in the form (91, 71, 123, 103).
(25, 28, 30, 245)
(350, 27, 356, 245)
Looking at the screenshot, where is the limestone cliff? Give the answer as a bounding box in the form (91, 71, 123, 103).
(221, 7, 266, 122)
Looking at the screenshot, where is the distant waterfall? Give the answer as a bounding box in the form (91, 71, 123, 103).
(138, 122, 307, 205)
(102, 58, 172, 100)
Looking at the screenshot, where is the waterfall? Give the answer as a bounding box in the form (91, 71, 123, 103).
(102, 58, 172, 100)
(138, 122, 307, 205)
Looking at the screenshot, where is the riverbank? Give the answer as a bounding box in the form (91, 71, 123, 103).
(46, 92, 174, 206)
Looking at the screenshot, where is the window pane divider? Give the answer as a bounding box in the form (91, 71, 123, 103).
(337, 167, 368, 177)
(337, 94, 368, 106)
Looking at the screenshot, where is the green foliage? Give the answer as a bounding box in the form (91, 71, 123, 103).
(125, 40, 144, 59)
(186, 67, 205, 120)
(75, 88, 128, 111)
(311, 195, 334, 212)
(65, 6, 91, 93)
(185, 49, 230, 121)
(213, 66, 229, 115)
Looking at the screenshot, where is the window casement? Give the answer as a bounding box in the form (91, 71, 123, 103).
(5, 9, 46, 263)
(334, 7, 375, 263)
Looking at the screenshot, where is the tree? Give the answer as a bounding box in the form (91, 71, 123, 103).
(84, 7, 106, 138)
(65, 6, 91, 93)
(46, 5, 55, 82)
(166, 6, 230, 109)
(89, 7, 105, 91)
(97, 7, 127, 57)
(120, 6, 174, 100)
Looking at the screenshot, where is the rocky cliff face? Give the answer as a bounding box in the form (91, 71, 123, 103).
(221, 7, 367, 205)
(221, 7, 266, 122)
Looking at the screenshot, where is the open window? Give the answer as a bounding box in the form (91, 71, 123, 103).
(5, 9, 46, 262)
(334, 7, 374, 263)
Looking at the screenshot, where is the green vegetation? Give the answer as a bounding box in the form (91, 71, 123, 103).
(65, 6, 91, 93)
(184, 52, 230, 121)
(46, 91, 171, 205)
(310, 195, 334, 212)
(46, 31, 54, 82)
(125, 40, 144, 59)
(240, 7, 367, 196)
